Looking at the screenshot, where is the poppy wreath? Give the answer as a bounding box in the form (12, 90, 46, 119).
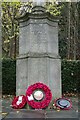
(12, 95, 27, 109)
(54, 98, 72, 110)
(26, 82, 52, 109)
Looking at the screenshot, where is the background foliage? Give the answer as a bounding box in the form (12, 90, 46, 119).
(2, 59, 79, 95)
(2, 2, 80, 95)
(2, 2, 80, 60)
(62, 60, 79, 94)
(2, 58, 16, 95)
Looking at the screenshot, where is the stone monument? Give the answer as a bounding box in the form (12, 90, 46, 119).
(16, 1, 61, 100)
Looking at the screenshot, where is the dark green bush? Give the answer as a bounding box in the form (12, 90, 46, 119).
(2, 58, 16, 95)
(2, 58, 80, 94)
(62, 60, 80, 93)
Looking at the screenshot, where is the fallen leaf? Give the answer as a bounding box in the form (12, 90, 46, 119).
(2, 112, 8, 115)
(10, 105, 12, 107)
(54, 106, 56, 109)
(16, 111, 20, 113)
(76, 110, 78, 112)
(57, 109, 60, 112)
(53, 104, 54, 106)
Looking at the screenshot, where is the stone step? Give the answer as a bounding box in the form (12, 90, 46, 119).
(2, 109, 79, 120)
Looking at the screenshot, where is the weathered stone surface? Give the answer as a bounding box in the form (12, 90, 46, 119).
(5, 110, 45, 118)
(3, 109, 78, 119)
(19, 19, 58, 56)
(16, 59, 28, 95)
(16, 57, 61, 99)
(16, 6, 61, 101)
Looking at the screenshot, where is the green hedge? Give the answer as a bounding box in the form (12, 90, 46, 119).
(62, 60, 80, 93)
(2, 58, 80, 95)
(2, 58, 16, 95)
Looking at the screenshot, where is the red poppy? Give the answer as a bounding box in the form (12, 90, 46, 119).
(12, 95, 27, 109)
(26, 82, 52, 109)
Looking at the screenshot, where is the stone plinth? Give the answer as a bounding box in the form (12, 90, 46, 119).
(16, 6, 61, 100)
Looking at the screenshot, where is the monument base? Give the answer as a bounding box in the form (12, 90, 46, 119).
(16, 54, 61, 100)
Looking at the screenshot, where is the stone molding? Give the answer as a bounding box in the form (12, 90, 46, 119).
(17, 52, 61, 59)
(17, 6, 59, 24)
(19, 19, 58, 28)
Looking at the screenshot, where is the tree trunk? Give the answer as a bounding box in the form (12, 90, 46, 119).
(67, 2, 71, 59)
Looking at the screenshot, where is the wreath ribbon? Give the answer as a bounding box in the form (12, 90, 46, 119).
(28, 94, 34, 101)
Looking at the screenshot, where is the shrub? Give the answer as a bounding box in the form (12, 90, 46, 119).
(2, 58, 80, 94)
(62, 60, 80, 93)
(2, 58, 16, 95)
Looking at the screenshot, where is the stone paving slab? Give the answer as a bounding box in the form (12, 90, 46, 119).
(45, 110, 78, 118)
(2, 109, 79, 119)
(4, 110, 45, 118)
